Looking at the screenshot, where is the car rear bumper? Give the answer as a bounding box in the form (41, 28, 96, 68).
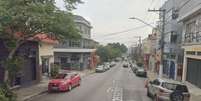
(136, 72, 147, 77)
(48, 85, 66, 92)
(96, 70, 104, 72)
(158, 95, 170, 101)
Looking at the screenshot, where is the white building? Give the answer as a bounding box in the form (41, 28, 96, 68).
(178, 0, 201, 88)
(54, 15, 98, 70)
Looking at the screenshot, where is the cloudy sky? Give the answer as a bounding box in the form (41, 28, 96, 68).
(56, 0, 167, 46)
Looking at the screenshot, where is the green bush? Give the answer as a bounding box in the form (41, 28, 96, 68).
(0, 83, 16, 101)
(0, 89, 9, 101)
(51, 64, 60, 78)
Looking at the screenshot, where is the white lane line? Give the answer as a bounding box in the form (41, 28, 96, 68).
(112, 87, 123, 101)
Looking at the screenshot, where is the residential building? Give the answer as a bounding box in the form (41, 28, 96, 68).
(142, 38, 151, 70)
(0, 39, 40, 86)
(148, 29, 158, 72)
(178, 0, 201, 88)
(0, 33, 57, 86)
(36, 34, 58, 79)
(160, 0, 183, 80)
(142, 29, 157, 71)
(154, 24, 162, 74)
(54, 15, 98, 70)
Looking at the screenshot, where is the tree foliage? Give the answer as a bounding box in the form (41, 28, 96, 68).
(0, 0, 81, 50)
(0, 0, 82, 91)
(97, 43, 128, 62)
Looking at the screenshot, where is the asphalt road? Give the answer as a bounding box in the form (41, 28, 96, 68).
(29, 62, 151, 101)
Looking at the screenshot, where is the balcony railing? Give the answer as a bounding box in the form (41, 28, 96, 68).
(184, 31, 201, 44)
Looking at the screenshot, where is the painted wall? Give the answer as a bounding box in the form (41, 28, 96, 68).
(39, 42, 54, 65)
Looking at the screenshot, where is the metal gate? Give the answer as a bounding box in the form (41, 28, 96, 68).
(186, 58, 201, 88)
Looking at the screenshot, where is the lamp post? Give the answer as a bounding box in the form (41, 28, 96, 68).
(129, 16, 165, 78)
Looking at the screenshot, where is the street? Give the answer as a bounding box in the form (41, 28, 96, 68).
(29, 62, 151, 101)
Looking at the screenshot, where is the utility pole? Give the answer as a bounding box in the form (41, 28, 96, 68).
(148, 9, 166, 78)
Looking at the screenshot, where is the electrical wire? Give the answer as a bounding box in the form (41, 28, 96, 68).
(94, 22, 155, 38)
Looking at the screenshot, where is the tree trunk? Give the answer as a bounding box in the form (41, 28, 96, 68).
(4, 41, 24, 84)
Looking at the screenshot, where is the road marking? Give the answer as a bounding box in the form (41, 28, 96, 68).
(112, 87, 123, 101)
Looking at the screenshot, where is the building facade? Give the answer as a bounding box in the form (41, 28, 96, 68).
(178, 0, 201, 88)
(0, 40, 40, 86)
(36, 34, 58, 79)
(54, 15, 98, 70)
(160, 0, 183, 80)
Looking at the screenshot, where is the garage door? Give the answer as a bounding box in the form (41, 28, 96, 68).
(187, 58, 201, 88)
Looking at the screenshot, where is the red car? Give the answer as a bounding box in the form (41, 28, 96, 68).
(48, 72, 81, 92)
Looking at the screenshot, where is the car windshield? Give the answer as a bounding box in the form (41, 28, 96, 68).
(162, 83, 188, 92)
(55, 74, 68, 79)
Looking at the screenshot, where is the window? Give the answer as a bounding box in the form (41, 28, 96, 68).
(197, 52, 201, 55)
(186, 51, 195, 55)
(162, 83, 188, 92)
(153, 79, 160, 86)
(185, 21, 196, 42)
(69, 40, 81, 47)
(170, 32, 177, 43)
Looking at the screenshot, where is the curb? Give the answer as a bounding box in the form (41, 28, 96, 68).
(21, 90, 48, 101)
(22, 70, 95, 101)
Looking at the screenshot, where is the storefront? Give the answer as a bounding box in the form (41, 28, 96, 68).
(183, 45, 201, 89)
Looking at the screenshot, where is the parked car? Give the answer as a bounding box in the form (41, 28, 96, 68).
(146, 78, 190, 101)
(110, 61, 116, 67)
(48, 72, 81, 92)
(104, 64, 110, 70)
(96, 65, 106, 73)
(135, 68, 147, 77)
(132, 65, 139, 73)
(123, 63, 129, 68)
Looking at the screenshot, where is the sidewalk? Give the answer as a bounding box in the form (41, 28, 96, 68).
(146, 71, 201, 101)
(14, 69, 95, 101)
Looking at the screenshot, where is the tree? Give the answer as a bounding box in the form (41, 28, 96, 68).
(0, 0, 82, 83)
(96, 43, 128, 63)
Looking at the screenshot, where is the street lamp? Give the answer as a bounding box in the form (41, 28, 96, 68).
(129, 17, 165, 78)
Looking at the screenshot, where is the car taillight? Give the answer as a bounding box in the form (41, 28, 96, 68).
(158, 89, 166, 96)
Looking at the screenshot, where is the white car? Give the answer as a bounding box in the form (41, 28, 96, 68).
(146, 78, 190, 101)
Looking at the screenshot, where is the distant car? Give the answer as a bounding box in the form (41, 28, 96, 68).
(104, 64, 110, 70)
(96, 65, 106, 73)
(110, 61, 116, 67)
(135, 68, 147, 77)
(48, 72, 81, 92)
(146, 78, 190, 101)
(123, 63, 129, 68)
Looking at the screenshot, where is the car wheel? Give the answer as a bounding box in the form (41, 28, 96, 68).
(78, 80, 81, 86)
(153, 95, 158, 101)
(170, 91, 184, 101)
(68, 84, 72, 91)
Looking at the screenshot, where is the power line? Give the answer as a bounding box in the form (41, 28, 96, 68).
(94, 22, 154, 38)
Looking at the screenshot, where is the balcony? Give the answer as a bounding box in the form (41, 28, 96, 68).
(184, 31, 201, 45)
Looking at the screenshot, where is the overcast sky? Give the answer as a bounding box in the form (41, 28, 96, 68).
(56, 0, 167, 46)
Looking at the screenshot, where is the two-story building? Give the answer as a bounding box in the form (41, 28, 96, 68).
(178, 0, 201, 88)
(0, 33, 57, 86)
(54, 15, 98, 70)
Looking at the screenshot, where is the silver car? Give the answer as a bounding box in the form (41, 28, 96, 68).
(146, 78, 190, 101)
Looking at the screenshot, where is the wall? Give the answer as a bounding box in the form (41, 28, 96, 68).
(39, 42, 54, 65)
